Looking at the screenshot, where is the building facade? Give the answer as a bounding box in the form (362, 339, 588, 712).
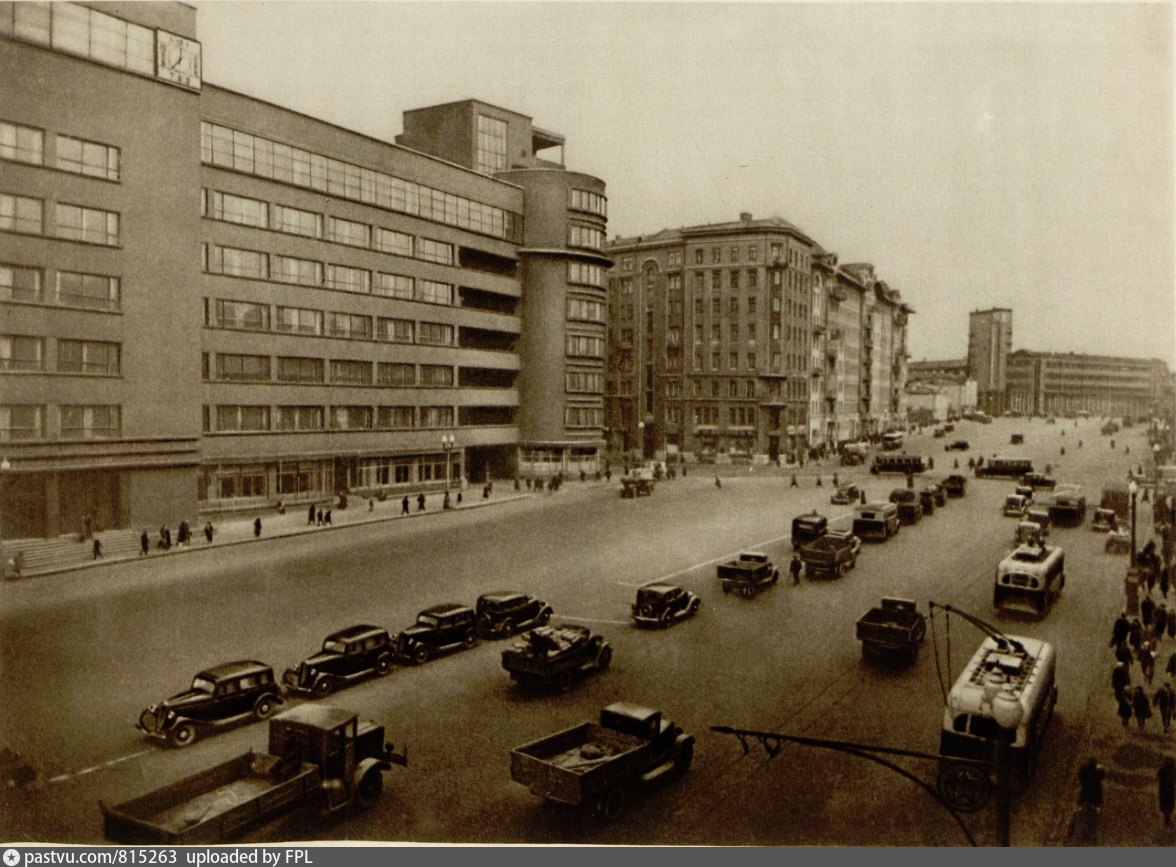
(0, 2, 606, 540)
(1005, 350, 1174, 418)
(604, 214, 910, 464)
(967, 307, 1012, 416)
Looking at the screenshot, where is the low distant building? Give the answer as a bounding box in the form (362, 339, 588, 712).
(907, 359, 976, 417)
(1006, 350, 1173, 418)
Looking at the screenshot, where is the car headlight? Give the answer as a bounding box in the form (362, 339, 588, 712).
(307, 667, 317, 677)
(166, 710, 176, 721)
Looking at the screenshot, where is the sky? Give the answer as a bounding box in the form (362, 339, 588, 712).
(193, 1, 1175, 367)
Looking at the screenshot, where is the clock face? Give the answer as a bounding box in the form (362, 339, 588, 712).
(156, 30, 202, 90)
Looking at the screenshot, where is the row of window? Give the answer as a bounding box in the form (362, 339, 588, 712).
(0, 404, 119, 440)
(0, 336, 120, 375)
(1, 120, 121, 181)
(204, 404, 455, 433)
(566, 334, 605, 359)
(567, 297, 605, 324)
(0, 194, 119, 245)
(569, 189, 607, 218)
(564, 406, 603, 428)
(567, 261, 605, 288)
(1, 264, 121, 311)
(201, 122, 523, 242)
(202, 244, 456, 304)
(568, 224, 605, 252)
(204, 353, 457, 387)
(199, 455, 458, 502)
(475, 114, 508, 175)
(1, 4, 155, 80)
(205, 298, 456, 346)
(618, 242, 797, 273)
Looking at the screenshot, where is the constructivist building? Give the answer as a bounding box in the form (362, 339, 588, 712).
(1005, 350, 1174, 418)
(967, 307, 1012, 417)
(604, 214, 910, 465)
(0, 1, 607, 540)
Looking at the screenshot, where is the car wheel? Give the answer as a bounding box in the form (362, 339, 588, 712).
(721, 582, 732, 594)
(315, 677, 334, 697)
(674, 740, 694, 774)
(254, 695, 277, 720)
(597, 645, 613, 669)
(659, 609, 672, 628)
(639, 603, 656, 619)
(689, 598, 701, 615)
(355, 766, 383, 809)
(462, 629, 477, 649)
(539, 609, 552, 626)
(741, 584, 755, 599)
(168, 722, 196, 748)
(412, 644, 430, 665)
(375, 656, 393, 676)
(599, 787, 626, 821)
(557, 672, 574, 692)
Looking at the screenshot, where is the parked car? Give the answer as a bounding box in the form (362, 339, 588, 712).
(945, 440, 970, 452)
(1021, 472, 1057, 491)
(1010, 433, 1024, 445)
(717, 551, 779, 597)
(830, 484, 861, 505)
(1090, 508, 1118, 532)
(942, 423, 955, 433)
(1014, 520, 1046, 547)
(137, 661, 285, 748)
(889, 489, 923, 525)
(1106, 530, 1131, 554)
(475, 591, 553, 639)
(933, 428, 946, 439)
(925, 482, 946, 507)
(918, 488, 937, 515)
(631, 583, 700, 628)
(395, 603, 478, 664)
(943, 474, 968, 498)
(282, 625, 395, 697)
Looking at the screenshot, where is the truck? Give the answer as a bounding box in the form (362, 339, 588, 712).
(500, 624, 613, 691)
(102, 705, 407, 844)
(797, 533, 858, 580)
(1099, 483, 1131, 523)
(716, 551, 780, 597)
(509, 703, 694, 820)
(620, 471, 655, 498)
(791, 512, 828, 549)
(855, 597, 927, 664)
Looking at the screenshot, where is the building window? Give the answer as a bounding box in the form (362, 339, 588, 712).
(711, 247, 721, 264)
(668, 251, 683, 267)
(376, 272, 414, 300)
(418, 280, 453, 305)
(567, 334, 604, 357)
(730, 246, 739, 263)
(729, 297, 739, 315)
(417, 237, 455, 265)
(329, 312, 372, 340)
(747, 353, 757, 370)
(0, 194, 43, 235)
(711, 352, 721, 369)
(748, 295, 757, 314)
(330, 359, 372, 385)
(276, 405, 323, 431)
(566, 371, 603, 393)
(569, 189, 607, 217)
(378, 318, 414, 343)
(57, 134, 119, 180)
(0, 121, 44, 165)
(420, 364, 454, 387)
(378, 362, 415, 386)
(272, 204, 322, 238)
(569, 225, 605, 250)
(420, 405, 454, 428)
(729, 352, 738, 369)
(711, 324, 720, 342)
(377, 406, 415, 429)
(272, 255, 322, 287)
(565, 406, 603, 428)
(327, 216, 370, 248)
(568, 298, 605, 322)
(374, 227, 414, 257)
(216, 299, 270, 331)
(749, 246, 758, 262)
(326, 264, 370, 294)
(204, 190, 267, 228)
(57, 339, 119, 375)
(215, 353, 269, 381)
(275, 305, 321, 335)
(418, 322, 454, 346)
(2, 264, 43, 303)
(276, 356, 323, 383)
(568, 262, 604, 287)
(476, 114, 508, 174)
(330, 406, 373, 430)
(711, 380, 720, 397)
(0, 335, 43, 371)
(61, 404, 121, 438)
(215, 404, 269, 432)
(730, 324, 739, 341)
(206, 245, 268, 280)
(55, 202, 118, 245)
(38, 3, 155, 76)
(748, 323, 756, 342)
(0, 404, 44, 440)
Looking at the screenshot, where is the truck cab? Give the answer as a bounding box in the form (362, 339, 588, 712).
(599, 703, 678, 765)
(791, 512, 828, 548)
(889, 488, 924, 525)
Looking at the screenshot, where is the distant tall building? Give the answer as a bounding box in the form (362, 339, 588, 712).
(968, 308, 1012, 416)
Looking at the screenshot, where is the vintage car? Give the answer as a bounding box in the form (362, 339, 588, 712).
(933, 428, 946, 439)
(1025, 506, 1052, 534)
(1046, 417, 1057, 424)
(889, 489, 923, 525)
(501, 624, 612, 691)
(1003, 494, 1029, 517)
(1106, 530, 1131, 554)
(282, 625, 395, 697)
(942, 423, 955, 433)
(943, 474, 968, 498)
(945, 440, 970, 452)
(918, 487, 937, 515)
(1102, 421, 1120, 435)
(631, 583, 700, 628)
(395, 603, 478, 664)
(1021, 472, 1057, 491)
(791, 512, 828, 549)
(1010, 433, 1025, 445)
(1014, 520, 1046, 547)
(925, 482, 946, 507)
(830, 484, 862, 505)
(1090, 508, 1119, 533)
(1049, 483, 1088, 525)
(138, 660, 285, 748)
(475, 591, 553, 639)
(1014, 484, 1035, 504)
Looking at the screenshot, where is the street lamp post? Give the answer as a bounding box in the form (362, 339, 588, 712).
(636, 421, 645, 462)
(1129, 479, 1139, 565)
(441, 434, 455, 509)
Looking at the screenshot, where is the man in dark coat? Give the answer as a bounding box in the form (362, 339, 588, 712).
(1134, 685, 1153, 731)
(1160, 758, 1176, 826)
(1113, 662, 1132, 702)
(790, 553, 803, 586)
(1078, 757, 1106, 809)
(417, 493, 426, 511)
(1130, 619, 1145, 653)
(401, 496, 409, 515)
(1156, 605, 1169, 642)
(1111, 612, 1131, 647)
(1143, 596, 1156, 632)
(1119, 694, 1134, 728)
(1116, 642, 1135, 668)
(1156, 682, 1176, 734)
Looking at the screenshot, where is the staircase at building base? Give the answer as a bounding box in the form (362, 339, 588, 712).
(5, 530, 141, 577)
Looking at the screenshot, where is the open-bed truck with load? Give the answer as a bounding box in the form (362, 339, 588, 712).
(510, 703, 694, 820)
(798, 533, 858, 579)
(855, 598, 926, 664)
(500, 624, 612, 691)
(101, 706, 407, 844)
(717, 552, 779, 597)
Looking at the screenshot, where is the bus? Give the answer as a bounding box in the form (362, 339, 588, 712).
(881, 432, 905, 451)
(940, 635, 1057, 786)
(975, 457, 1034, 479)
(994, 543, 1065, 616)
(870, 454, 928, 476)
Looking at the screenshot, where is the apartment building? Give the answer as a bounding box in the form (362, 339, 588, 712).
(0, 2, 607, 540)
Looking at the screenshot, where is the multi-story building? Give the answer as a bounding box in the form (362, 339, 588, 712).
(604, 214, 910, 464)
(1006, 350, 1173, 418)
(967, 307, 1012, 416)
(0, 2, 606, 541)
(907, 358, 977, 418)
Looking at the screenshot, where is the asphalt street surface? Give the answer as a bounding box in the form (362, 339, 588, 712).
(0, 416, 1153, 845)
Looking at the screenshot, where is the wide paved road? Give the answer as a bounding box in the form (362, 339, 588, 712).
(0, 416, 1153, 845)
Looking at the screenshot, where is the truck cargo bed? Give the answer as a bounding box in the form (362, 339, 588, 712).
(510, 723, 646, 805)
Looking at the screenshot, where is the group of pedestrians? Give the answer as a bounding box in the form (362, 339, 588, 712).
(137, 520, 215, 556)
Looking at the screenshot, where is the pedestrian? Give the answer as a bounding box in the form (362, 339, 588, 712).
(417, 493, 426, 511)
(324, 509, 332, 525)
(1131, 619, 1144, 654)
(1142, 643, 1158, 685)
(815, 476, 823, 487)
(92, 537, 103, 560)
(580, 469, 586, 483)
(483, 484, 490, 499)
(1116, 641, 1135, 668)
(1134, 685, 1154, 730)
(308, 503, 316, 525)
(790, 474, 799, 488)
(178, 520, 190, 547)
(1167, 651, 1176, 681)
(1160, 758, 1176, 825)
(204, 521, 214, 543)
(162, 526, 172, 550)
(253, 517, 262, 537)
(140, 530, 150, 556)
(401, 496, 410, 515)
(681, 465, 686, 478)
(316, 508, 323, 526)
(1168, 608, 1176, 640)
(1113, 661, 1132, 702)
(1144, 596, 1157, 630)
(1078, 757, 1107, 810)
(443, 492, 452, 510)
(1156, 682, 1176, 733)
(1157, 605, 1169, 642)
(860, 489, 867, 505)
(790, 553, 803, 585)
(605, 469, 613, 482)
(1112, 612, 1131, 647)
(906, 472, 914, 489)
(369, 498, 374, 512)
(457, 491, 462, 505)
(1163, 566, 1171, 600)
(1119, 693, 1135, 728)
(832, 472, 839, 487)
(715, 475, 722, 490)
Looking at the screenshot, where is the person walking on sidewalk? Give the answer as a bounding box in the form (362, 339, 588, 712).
(1119, 693, 1134, 728)
(1113, 661, 1132, 703)
(1112, 612, 1131, 648)
(790, 553, 803, 586)
(417, 493, 426, 511)
(308, 503, 316, 525)
(92, 538, 103, 560)
(140, 530, 150, 557)
(1155, 682, 1176, 734)
(204, 521, 214, 543)
(1160, 758, 1176, 826)
(1078, 757, 1106, 810)
(401, 496, 409, 515)
(1141, 642, 1158, 685)
(1134, 685, 1154, 731)
(253, 517, 262, 538)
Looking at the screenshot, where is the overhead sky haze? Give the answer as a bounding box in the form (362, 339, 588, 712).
(194, 1, 1175, 367)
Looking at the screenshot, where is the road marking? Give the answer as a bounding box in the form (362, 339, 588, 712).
(46, 749, 154, 785)
(556, 616, 631, 626)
